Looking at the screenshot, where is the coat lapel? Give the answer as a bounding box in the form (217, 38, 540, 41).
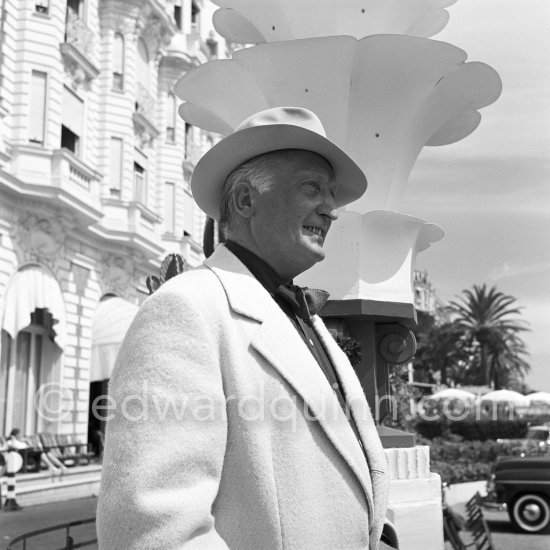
(311, 316, 390, 545)
(205, 245, 375, 521)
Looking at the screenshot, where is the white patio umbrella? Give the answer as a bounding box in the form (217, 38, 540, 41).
(526, 392, 550, 405)
(480, 390, 530, 405)
(212, 0, 457, 43)
(431, 388, 476, 401)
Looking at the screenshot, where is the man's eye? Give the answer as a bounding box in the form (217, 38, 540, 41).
(303, 181, 319, 191)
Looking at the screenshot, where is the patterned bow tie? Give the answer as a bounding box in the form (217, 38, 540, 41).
(274, 283, 330, 320)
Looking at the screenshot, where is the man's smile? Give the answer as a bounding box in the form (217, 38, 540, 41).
(303, 225, 326, 238)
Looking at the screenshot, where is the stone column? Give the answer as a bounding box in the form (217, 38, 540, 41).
(385, 446, 444, 550)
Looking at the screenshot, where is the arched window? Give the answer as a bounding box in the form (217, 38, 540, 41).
(113, 33, 125, 91)
(0, 266, 66, 434)
(166, 92, 176, 143)
(136, 38, 149, 89)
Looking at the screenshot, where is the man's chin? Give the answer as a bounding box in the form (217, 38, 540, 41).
(307, 245, 326, 264)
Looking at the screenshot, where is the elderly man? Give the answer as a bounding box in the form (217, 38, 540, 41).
(97, 107, 397, 549)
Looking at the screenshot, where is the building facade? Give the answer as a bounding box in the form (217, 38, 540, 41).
(0, 0, 223, 441)
(413, 269, 448, 323)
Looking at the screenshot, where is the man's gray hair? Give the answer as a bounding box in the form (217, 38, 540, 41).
(219, 152, 279, 232)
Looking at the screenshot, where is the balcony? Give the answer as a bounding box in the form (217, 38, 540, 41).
(128, 201, 160, 235)
(97, 197, 163, 258)
(4, 145, 103, 226)
(61, 8, 99, 83)
(160, 32, 201, 74)
(51, 148, 102, 209)
(186, 31, 209, 65)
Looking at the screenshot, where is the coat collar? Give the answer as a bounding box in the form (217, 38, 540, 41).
(205, 245, 377, 523)
(204, 244, 271, 323)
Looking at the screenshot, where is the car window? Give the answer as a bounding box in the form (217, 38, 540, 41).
(526, 429, 549, 440)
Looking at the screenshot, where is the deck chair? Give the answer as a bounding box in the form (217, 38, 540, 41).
(56, 434, 94, 466)
(39, 433, 77, 467)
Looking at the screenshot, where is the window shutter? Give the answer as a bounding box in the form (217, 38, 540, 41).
(62, 86, 84, 137)
(109, 138, 123, 191)
(29, 71, 47, 143)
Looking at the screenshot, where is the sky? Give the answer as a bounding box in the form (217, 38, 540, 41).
(400, 0, 550, 391)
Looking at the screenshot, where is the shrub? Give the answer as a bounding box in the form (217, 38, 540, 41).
(418, 435, 510, 484)
(415, 418, 537, 441)
(430, 460, 492, 485)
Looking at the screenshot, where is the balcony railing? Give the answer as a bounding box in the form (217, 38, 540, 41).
(65, 8, 94, 59)
(128, 200, 161, 238)
(51, 148, 102, 208)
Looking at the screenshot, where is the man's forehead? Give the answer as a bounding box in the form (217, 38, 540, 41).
(270, 149, 334, 174)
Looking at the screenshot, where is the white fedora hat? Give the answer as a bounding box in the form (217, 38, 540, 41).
(191, 107, 367, 220)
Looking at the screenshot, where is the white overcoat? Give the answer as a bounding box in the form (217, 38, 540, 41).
(97, 245, 394, 549)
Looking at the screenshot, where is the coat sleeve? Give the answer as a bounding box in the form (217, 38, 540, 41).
(96, 283, 230, 549)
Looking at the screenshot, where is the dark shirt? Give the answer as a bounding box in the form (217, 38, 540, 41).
(224, 241, 361, 437)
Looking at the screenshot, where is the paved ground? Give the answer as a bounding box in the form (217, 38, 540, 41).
(450, 503, 550, 550)
(2, 496, 549, 549)
(0, 497, 97, 550)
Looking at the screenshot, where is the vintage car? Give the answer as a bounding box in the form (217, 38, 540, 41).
(496, 424, 550, 455)
(485, 455, 550, 533)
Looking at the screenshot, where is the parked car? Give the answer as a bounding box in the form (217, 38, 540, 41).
(497, 424, 550, 456)
(485, 456, 550, 533)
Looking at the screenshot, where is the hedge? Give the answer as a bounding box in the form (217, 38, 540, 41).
(418, 435, 504, 484)
(415, 418, 541, 441)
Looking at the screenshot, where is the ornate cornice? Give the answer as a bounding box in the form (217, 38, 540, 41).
(9, 211, 69, 274)
(133, 112, 160, 149)
(60, 44, 100, 90)
(98, 252, 138, 300)
(100, 0, 176, 52)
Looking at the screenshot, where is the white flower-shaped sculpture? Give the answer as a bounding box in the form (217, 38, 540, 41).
(212, 0, 457, 43)
(174, 34, 501, 213)
(295, 210, 444, 304)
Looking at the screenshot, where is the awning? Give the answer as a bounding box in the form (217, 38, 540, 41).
(90, 297, 139, 382)
(1, 266, 67, 349)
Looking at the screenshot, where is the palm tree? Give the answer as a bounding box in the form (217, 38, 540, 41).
(489, 332, 530, 390)
(414, 318, 467, 385)
(450, 284, 529, 388)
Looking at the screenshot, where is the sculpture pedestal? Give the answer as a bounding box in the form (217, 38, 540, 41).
(385, 446, 444, 550)
(320, 298, 417, 428)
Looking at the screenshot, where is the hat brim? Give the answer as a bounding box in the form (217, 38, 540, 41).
(191, 124, 367, 221)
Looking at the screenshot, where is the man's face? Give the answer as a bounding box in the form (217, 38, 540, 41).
(249, 150, 338, 280)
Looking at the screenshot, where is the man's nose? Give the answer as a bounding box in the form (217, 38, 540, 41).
(318, 192, 338, 221)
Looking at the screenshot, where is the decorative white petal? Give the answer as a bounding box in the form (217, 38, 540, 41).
(178, 102, 234, 135)
(175, 59, 270, 133)
(212, 8, 266, 44)
(211, 0, 457, 43)
(174, 35, 502, 212)
(295, 210, 444, 304)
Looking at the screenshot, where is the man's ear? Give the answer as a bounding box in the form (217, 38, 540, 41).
(232, 182, 255, 218)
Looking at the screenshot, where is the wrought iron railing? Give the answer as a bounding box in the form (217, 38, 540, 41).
(6, 517, 96, 550)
